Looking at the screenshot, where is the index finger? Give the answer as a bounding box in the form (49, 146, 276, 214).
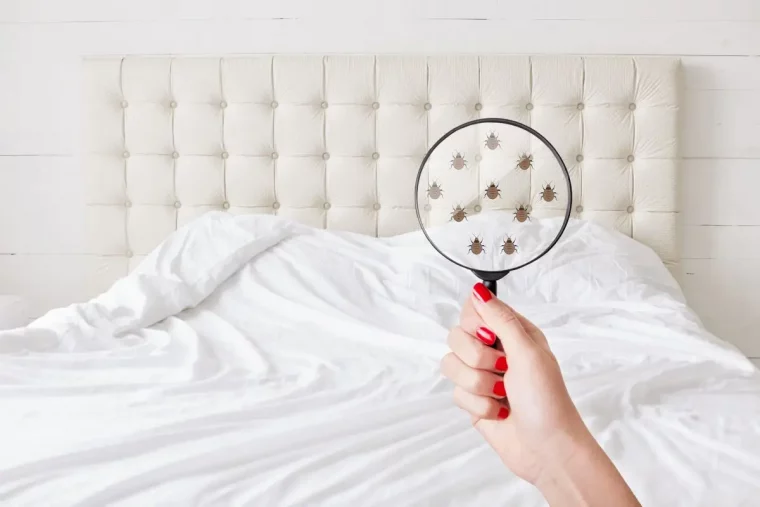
(458, 296, 504, 353)
(459, 294, 483, 334)
(471, 282, 534, 354)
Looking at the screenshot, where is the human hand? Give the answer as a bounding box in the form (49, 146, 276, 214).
(440, 282, 593, 486)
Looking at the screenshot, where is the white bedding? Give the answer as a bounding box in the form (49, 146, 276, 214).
(2, 212, 759, 507)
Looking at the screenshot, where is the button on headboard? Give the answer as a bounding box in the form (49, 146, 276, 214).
(83, 55, 680, 272)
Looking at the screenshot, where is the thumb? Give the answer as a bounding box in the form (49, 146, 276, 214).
(471, 283, 534, 354)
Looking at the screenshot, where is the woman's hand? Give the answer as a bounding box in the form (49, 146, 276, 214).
(441, 283, 641, 506)
(440, 282, 587, 484)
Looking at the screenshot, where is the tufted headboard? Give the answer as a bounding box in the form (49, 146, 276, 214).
(83, 55, 680, 274)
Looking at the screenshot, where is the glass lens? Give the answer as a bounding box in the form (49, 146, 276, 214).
(415, 119, 571, 273)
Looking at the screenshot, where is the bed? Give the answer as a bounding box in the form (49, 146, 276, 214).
(1, 55, 759, 506)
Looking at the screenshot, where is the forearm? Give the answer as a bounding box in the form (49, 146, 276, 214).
(535, 433, 641, 507)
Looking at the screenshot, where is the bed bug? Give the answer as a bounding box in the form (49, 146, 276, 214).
(484, 182, 501, 200)
(451, 152, 467, 170)
(484, 131, 501, 150)
(427, 181, 444, 200)
(517, 153, 533, 171)
(513, 205, 531, 223)
(501, 236, 518, 255)
(450, 205, 468, 222)
(468, 236, 485, 255)
(541, 183, 558, 202)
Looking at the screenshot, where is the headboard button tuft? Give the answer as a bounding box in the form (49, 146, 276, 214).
(174, 201, 182, 209)
(81, 55, 681, 263)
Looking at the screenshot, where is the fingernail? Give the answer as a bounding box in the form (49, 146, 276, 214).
(473, 282, 493, 303)
(493, 381, 506, 397)
(476, 327, 497, 346)
(495, 356, 508, 372)
(497, 407, 510, 419)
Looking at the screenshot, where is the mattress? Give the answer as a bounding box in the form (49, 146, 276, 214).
(1, 212, 759, 506)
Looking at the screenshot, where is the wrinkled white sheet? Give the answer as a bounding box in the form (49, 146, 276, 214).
(1, 212, 759, 507)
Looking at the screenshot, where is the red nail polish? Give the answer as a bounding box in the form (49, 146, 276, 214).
(497, 407, 510, 419)
(476, 327, 496, 346)
(495, 356, 508, 372)
(493, 381, 506, 397)
(473, 282, 493, 303)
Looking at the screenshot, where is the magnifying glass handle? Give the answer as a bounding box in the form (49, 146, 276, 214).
(479, 279, 500, 349)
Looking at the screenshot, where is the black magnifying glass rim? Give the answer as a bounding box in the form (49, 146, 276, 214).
(413, 117, 573, 277)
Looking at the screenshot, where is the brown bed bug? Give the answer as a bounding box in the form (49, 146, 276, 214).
(484, 131, 501, 150)
(468, 236, 485, 255)
(513, 205, 531, 223)
(501, 236, 518, 255)
(450, 152, 467, 170)
(484, 182, 501, 200)
(427, 181, 444, 199)
(517, 153, 533, 171)
(541, 183, 558, 202)
(450, 205, 468, 222)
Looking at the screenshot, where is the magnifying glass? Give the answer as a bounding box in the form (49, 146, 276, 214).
(414, 118, 572, 342)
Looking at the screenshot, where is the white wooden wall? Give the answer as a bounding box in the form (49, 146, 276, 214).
(0, 0, 759, 365)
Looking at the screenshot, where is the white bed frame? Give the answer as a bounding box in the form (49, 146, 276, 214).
(83, 55, 680, 281)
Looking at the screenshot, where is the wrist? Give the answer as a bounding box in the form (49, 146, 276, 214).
(534, 436, 599, 506)
(534, 428, 641, 507)
(533, 425, 599, 492)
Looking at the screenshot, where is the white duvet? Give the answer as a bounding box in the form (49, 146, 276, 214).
(2, 212, 759, 507)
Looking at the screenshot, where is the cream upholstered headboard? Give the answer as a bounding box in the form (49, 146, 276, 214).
(83, 55, 680, 274)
